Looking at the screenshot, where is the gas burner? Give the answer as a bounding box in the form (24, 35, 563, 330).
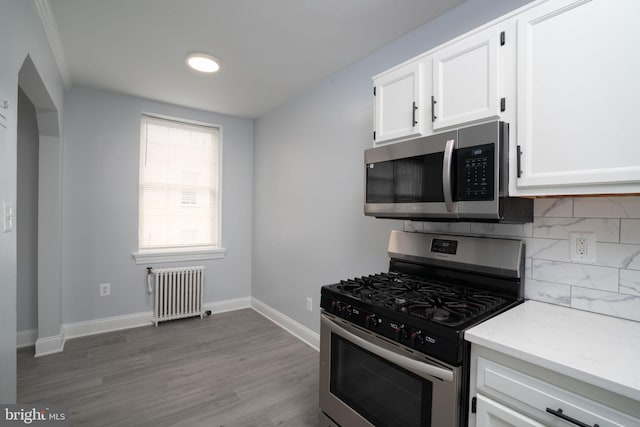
(406, 304, 464, 326)
(428, 308, 450, 321)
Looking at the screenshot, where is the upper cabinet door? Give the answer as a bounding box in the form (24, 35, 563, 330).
(373, 61, 425, 144)
(515, 0, 640, 194)
(432, 25, 503, 130)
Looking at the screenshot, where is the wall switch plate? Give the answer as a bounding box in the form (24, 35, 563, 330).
(569, 232, 596, 263)
(3, 202, 14, 233)
(99, 283, 111, 296)
(0, 97, 8, 129)
(306, 297, 313, 311)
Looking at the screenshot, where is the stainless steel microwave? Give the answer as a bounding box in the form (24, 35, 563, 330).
(364, 121, 532, 223)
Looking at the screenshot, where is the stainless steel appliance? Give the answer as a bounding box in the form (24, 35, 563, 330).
(319, 230, 525, 427)
(364, 121, 532, 222)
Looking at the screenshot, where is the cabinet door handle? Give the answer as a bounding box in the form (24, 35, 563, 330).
(545, 408, 599, 427)
(412, 102, 418, 126)
(431, 96, 437, 122)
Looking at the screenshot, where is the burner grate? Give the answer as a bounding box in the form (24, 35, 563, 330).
(337, 272, 505, 326)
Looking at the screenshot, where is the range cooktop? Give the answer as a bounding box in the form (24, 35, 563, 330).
(320, 231, 525, 365)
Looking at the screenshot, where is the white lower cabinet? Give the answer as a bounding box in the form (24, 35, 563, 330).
(476, 394, 544, 427)
(470, 351, 640, 427)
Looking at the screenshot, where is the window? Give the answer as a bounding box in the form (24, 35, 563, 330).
(134, 115, 225, 263)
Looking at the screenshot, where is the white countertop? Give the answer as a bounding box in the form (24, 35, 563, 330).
(465, 300, 640, 402)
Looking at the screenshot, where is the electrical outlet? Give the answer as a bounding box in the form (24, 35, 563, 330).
(569, 232, 596, 263)
(576, 237, 588, 256)
(99, 283, 111, 296)
(306, 297, 313, 312)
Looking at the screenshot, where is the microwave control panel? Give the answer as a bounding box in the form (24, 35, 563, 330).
(456, 143, 494, 201)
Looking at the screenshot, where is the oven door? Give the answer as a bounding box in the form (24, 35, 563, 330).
(319, 312, 461, 427)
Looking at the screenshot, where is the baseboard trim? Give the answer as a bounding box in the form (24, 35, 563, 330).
(204, 297, 251, 314)
(35, 328, 65, 357)
(251, 298, 320, 351)
(17, 329, 38, 348)
(64, 311, 154, 341)
(31, 297, 316, 357)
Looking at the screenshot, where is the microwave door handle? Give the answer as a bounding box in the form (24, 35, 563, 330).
(442, 139, 455, 213)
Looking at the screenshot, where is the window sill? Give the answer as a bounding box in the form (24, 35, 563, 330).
(133, 247, 227, 264)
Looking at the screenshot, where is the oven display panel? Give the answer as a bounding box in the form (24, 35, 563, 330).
(431, 239, 458, 255)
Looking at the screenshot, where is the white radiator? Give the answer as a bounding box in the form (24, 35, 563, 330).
(152, 266, 205, 326)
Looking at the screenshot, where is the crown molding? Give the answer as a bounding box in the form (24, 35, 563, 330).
(34, 0, 72, 89)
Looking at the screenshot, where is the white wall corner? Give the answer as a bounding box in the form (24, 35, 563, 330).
(251, 298, 320, 351)
(33, 0, 72, 88)
(34, 327, 65, 357)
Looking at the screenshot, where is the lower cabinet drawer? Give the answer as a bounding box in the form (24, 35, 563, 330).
(476, 357, 640, 427)
(476, 394, 545, 427)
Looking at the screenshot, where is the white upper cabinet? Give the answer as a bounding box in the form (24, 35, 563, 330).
(431, 24, 506, 130)
(373, 60, 426, 144)
(373, 20, 512, 145)
(514, 0, 640, 195)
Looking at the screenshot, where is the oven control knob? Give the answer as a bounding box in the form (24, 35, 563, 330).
(392, 324, 401, 340)
(341, 305, 352, 318)
(411, 331, 425, 347)
(365, 314, 379, 329)
(401, 325, 410, 340)
(393, 324, 409, 341)
(332, 301, 340, 314)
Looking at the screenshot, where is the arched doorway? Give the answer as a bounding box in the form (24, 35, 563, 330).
(17, 55, 64, 357)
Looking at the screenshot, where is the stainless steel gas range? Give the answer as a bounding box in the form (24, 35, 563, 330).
(319, 230, 525, 427)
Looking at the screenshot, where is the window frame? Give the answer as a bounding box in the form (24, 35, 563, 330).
(133, 113, 226, 264)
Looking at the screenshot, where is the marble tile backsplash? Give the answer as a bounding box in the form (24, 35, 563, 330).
(403, 197, 640, 322)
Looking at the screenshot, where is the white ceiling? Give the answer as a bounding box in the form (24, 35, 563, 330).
(46, 0, 465, 118)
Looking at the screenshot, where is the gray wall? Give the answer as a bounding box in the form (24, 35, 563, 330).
(252, 0, 532, 333)
(0, 0, 65, 403)
(62, 87, 254, 323)
(17, 87, 39, 333)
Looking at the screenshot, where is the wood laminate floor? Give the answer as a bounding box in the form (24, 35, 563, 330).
(17, 309, 320, 426)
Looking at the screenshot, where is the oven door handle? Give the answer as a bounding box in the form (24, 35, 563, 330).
(321, 315, 454, 383)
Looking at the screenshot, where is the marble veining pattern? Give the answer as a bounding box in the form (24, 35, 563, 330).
(405, 196, 640, 322)
(620, 269, 640, 296)
(524, 279, 571, 306)
(574, 197, 640, 219)
(571, 287, 640, 322)
(596, 243, 640, 270)
(533, 217, 620, 242)
(525, 238, 570, 262)
(532, 260, 619, 292)
(533, 198, 572, 217)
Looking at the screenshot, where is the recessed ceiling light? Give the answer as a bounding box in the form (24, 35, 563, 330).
(186, 53, 221, 73)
